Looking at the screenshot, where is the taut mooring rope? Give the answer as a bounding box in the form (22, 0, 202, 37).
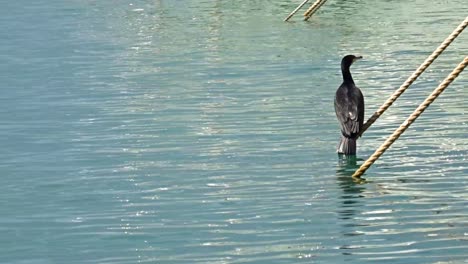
(303, 0, 328, 21)
(284, 0, 310, 22)
(352, 57, 468, 178)
(359, 16, 468, 137)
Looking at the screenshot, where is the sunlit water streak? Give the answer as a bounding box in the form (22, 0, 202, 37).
(0, 0, 467, 263)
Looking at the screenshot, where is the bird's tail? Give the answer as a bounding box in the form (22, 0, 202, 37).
(337, 136, 356, 155)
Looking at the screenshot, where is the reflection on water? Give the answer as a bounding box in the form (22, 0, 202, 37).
(336, 155, 367, 192)
(335, 156, 368, 257)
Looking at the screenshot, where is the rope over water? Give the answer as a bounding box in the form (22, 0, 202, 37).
(303, 0, 328, 21)
(284, 0, 310, 22)
(283, 0, 327, 22)
(352, 57, 468, 178)
(359, 16, 468, 137)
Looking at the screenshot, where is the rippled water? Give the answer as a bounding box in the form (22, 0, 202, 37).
(1, 1, 467, 263)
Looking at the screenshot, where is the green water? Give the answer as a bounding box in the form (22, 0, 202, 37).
(1, 1, 467, 263)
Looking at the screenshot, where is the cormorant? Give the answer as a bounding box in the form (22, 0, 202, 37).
(334, 55, 364, 155)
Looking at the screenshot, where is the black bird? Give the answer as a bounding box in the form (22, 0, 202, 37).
(334, 55, 364, 155)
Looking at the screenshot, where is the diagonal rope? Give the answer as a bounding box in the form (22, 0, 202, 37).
(352, 57, 468, 178)
(359, 16, 468, 137)
(284, 0, 311, 22)
(303, 0, 328, 21)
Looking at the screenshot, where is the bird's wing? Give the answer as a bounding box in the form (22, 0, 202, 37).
(334, 87, 363, 137)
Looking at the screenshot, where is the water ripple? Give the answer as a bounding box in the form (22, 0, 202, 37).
(1, 0, 467, 263)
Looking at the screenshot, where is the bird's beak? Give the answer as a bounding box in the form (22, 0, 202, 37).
(353, 56, 363, 62)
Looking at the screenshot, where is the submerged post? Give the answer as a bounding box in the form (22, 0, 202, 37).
(359, 16, 468, 137)
(284, 0, 310, 22)
(352, 57, 468, 178)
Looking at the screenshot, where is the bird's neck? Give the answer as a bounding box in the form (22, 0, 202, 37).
(341, 65, 355, 85)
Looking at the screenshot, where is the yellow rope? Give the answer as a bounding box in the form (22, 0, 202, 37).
(359, 16, 468, 137)
(284, 0, 310, 22)
(352, 57, 468, 178)
(304, 0, 328, 21)
(303, 0, 327, 20)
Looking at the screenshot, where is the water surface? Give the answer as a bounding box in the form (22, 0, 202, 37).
(1, 1, 467, 263)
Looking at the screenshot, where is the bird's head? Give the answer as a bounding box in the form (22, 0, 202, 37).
(341, 55, 363, 69)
